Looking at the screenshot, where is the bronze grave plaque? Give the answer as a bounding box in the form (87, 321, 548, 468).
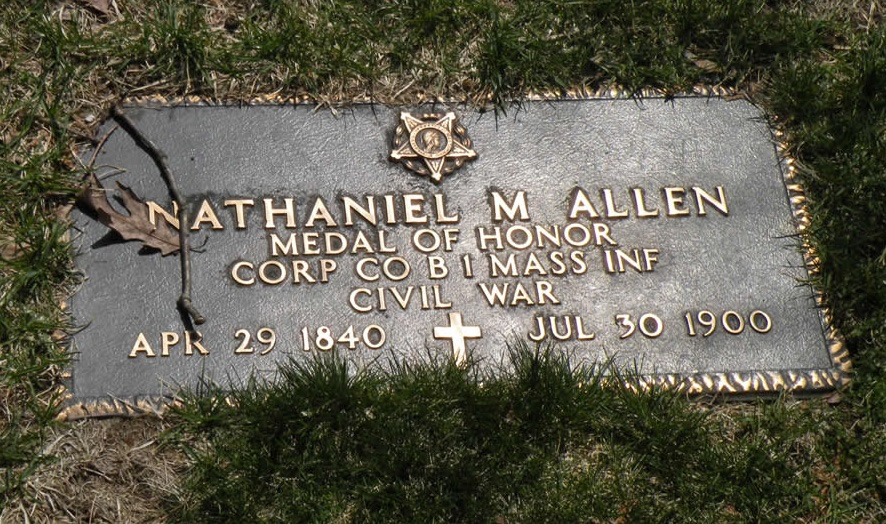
(62, 95, 849, 418)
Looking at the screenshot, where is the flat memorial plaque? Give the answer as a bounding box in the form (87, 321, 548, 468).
(62, 96, 850, 418)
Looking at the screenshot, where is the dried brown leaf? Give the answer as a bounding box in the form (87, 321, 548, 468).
(77, 0, 110, 15)
(684, 50, 721, 73)
(826, 391, 843, 405)
(78, 173, 180, 256)
(0, 235, 19, 261)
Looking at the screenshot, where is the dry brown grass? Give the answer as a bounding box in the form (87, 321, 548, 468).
(1, 417, 185, 523)
(810, 0, 882, 29)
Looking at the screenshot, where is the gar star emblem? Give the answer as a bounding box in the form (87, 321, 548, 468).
(390, 112, 477, 182)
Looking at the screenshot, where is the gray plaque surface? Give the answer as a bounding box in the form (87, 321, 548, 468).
(63, 96, 849, 418)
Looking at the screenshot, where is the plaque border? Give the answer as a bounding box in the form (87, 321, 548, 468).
(57, 87, 851, 420)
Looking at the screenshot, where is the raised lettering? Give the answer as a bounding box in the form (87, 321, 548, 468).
(490, 191, 530, 221)
(304, 197, 338, 227)
(567, 188, 601, 219)
(342, 196, 377, 226)
(692, 186, 729, 216)
(129, 333, 155, 358)
(190, 200, 223, 230)
(223, 199, 254, 229)
(663, 188, 690, 216)
(264, 198, 297, 228)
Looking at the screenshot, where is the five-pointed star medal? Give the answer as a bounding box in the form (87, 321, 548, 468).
(390, 112, 477, 182)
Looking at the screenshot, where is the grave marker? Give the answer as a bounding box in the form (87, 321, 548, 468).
(61, 95, 850, 418)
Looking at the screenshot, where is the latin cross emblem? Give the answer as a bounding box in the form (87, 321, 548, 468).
(433, 312, 482, 366)
(390, 112, 477, 182)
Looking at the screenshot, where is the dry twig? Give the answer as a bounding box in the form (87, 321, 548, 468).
(110, 105, 205, 325)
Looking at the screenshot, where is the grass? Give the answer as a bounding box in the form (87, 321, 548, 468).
(172, 348, 847, 522)
(0, 0, 884, 520)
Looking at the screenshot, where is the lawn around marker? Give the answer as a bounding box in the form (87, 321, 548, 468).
(1, 1, 885, 521)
